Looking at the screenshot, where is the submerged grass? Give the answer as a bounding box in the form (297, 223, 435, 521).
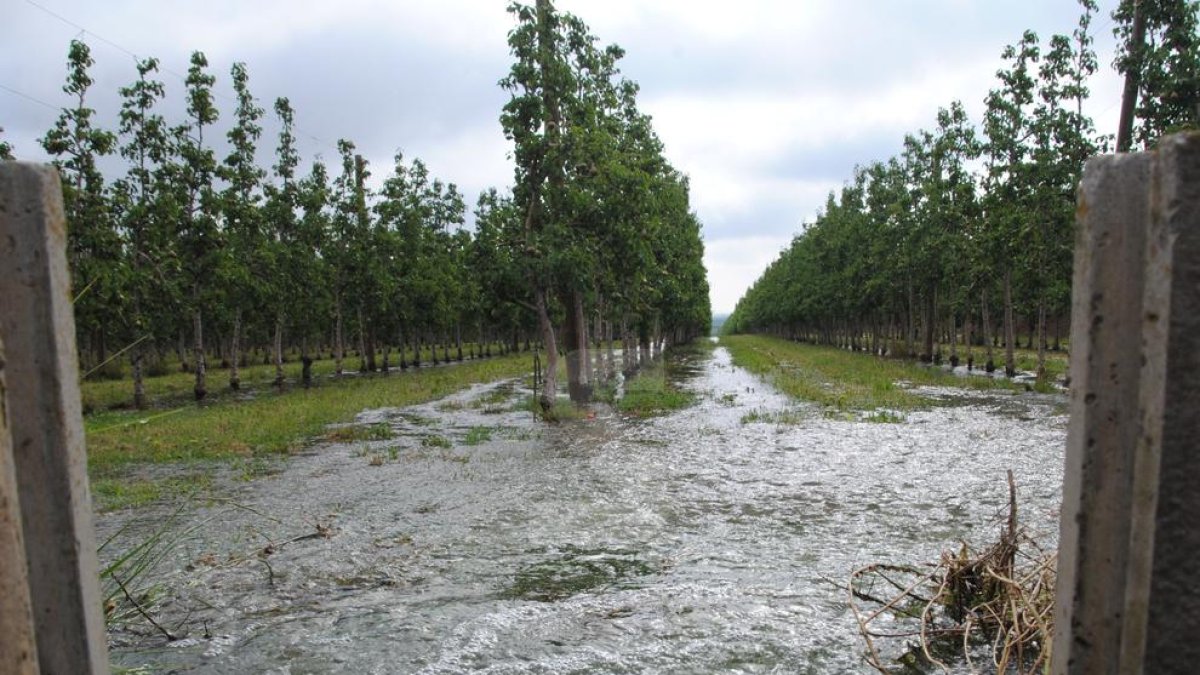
(462, 426, 493, 445)
(86, 353, 533, 501)
(617, 364, 697, 417)
(721, 335, 1019, 412)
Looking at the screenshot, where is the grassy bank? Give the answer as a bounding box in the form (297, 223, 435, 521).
(721, 334, 1024, 412)
(88, 353, 533, 509)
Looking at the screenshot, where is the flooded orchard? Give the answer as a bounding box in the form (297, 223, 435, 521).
(99, 345, 1067, 673)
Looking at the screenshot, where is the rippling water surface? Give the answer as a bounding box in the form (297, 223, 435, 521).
(99, 346, 1067, 673)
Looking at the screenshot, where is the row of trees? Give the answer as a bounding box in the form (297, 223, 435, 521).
(499, 0, 710, 408)
(9, 0, 710, 410)
(725, 0, 1198, 379)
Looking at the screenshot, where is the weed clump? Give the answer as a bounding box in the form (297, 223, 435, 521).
(849, 472, 1055, 674)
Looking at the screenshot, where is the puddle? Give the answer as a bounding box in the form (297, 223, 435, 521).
(97, 346, 1067, 673)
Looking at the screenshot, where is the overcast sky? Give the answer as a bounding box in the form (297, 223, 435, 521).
(2, 1, 1124, 314)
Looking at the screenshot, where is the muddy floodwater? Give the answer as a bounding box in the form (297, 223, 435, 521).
(98, 345, 1068, 673)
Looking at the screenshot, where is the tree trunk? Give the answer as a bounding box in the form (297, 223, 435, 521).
(366, 326, 377, 372)
(562, 289, 592, 403)
(131, 347, 146, 410)
(964, 311, 975, 371)
(455, 324, 463, 361)
(904, 281, 915, 358)
(949, 311, 959, 367)
(535, 287, 559, 412)
(273, 316, 285, 387)
(398, 326, 408, 369)
(1003, 268, 1017, 377)
(982, 289, 996, 373)
(1116, 0, 1147, 152)
(177, 330, 189, 372)
(192, 302, 207, 401)
(229, 309, 242, 391)
(605, 319, 616, 381)
(922, 284, 936, 363)
(357, 306, 370, 372)
(334, 295, 344, 376)
(301, 336, 313, 388)
(1036, 299, 1047, 380)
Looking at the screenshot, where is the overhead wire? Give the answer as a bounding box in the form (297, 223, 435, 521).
(20, 0, 339, 157)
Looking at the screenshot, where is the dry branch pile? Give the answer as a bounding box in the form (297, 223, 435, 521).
(850, 471, 1057, 674)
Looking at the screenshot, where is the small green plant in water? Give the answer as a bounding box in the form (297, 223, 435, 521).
(422, 434, 452, 449)
(741, 409, 768, 424)
(463, 426, 493, 445)
(325, 422, 393, 442)
(234, 456, 277, 481)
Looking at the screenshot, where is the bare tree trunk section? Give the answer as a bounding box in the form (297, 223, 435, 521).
(949, 311, 959, 367)
(1116, 0, 1147, 153)
(301, 336, 313, 388)
(334, 296, 344, 376)
(193, 301, 207, 401)
(132, 347, 146, 409)
(229, 309, 242, 391)
(273, 316, 285, 387)
(1003, 268, 1017, 377)
(535, 287, 559, 412)
(982, 289, 996, 373)
(1036, 299, 1048, 380)
(563, 289, 592, 403)
(965, 310, 975, 370)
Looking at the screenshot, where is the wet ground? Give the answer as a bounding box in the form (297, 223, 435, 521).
(98, 345, 1067, 673)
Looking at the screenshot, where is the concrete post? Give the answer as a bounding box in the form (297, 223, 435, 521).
(0, 162, 109, 673)
(0, 333, 39, 674)
(1125, 132, 1200, 671)
(1052, 133, 1200, 673)
(1052, 151, 1152, 675)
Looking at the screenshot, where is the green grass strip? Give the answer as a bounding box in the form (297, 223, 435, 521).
(720, 334, 1019, 412)
(86, 353, 533, 475)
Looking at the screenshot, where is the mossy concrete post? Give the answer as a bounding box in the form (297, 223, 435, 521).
(1053, 133, 1200, 673)
(0, 162, 109, 673)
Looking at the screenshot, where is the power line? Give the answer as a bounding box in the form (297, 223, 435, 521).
(22, 0, 337, 154)
(0, 82, 61, 112)
(25, 0, 138, 61)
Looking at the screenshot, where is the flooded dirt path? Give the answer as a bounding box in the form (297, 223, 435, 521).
(100, 345, 1067, 673)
